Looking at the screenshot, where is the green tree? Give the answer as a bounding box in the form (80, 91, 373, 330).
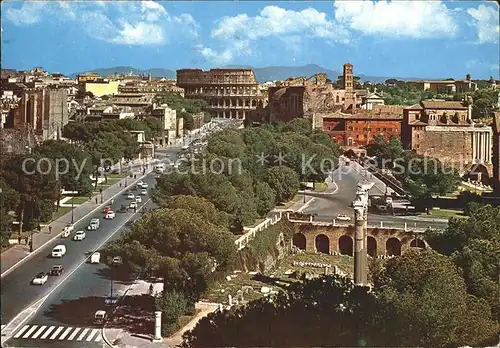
(264, 166, 300, 203)
(374, 249, 499, 347)
(144, 117, 164, 138)
(253, 181, 276, 217)
(155, 290, 188, 335)
(104, 207, 236, 303)
(35, 140, 93, 195)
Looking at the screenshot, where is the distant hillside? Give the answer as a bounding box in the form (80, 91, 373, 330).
(70, 66, 175, 79)
(64, 64, 441, 83)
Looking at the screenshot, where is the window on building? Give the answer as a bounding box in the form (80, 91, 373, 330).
(376, 128, 381, 132)
(383, 128, 387, 131)
(348, 138, 353, 146)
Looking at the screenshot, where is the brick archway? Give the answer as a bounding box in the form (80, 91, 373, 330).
(410, 239, 426, 249)
(315, 234, 330, 254)
(386, 237, 402, 256)
(338, 235, 353, 256)
(293, 233, 306, 250)
(367, 236, 377, 257)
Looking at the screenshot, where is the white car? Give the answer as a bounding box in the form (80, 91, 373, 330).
(105, 211, 115, 219)
(129, 201, 138, 209)
(74, 231, 86, 241)
(336, 214, 352, 222)
(32, 272, 49, 285)
(63, 224, 74, 233)
(127, 193, 135, 200)
(135, 196, 142, 203)
(140, 189, 147, 196)
(140, 183, 148, 189)
(137, 180, 144, 187)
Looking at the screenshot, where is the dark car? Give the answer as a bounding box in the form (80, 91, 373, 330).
(50, 265, 64, 276)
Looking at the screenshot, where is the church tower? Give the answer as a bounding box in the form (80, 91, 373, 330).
(343, 63, 355, 111)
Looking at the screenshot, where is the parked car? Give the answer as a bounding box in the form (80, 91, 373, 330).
(127, 193, 135, 200)
(105, 211, 115, 219)
(140, 183, 148, 189)
(50, 265, 64, 276)
(137, 180, 144, 187)
(129, 201, 138, 210)
(135, 196, 142, 203)
(74, 230, 86, 241)
(336, 214, 351, 222)
(32, 272, 49, 285)
(61, 229, 71, 238)
(140, 189, 148, 196)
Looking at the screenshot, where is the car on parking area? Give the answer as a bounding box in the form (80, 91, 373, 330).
(32, 272, 49, 285)
(50, 265, 64, 276)
(129, 201, 138, 210)
(135, 196, 142, 203)
(140, 182, 148, 189)
(105, 211, 115, 219)
(140, 189, 147, 196)
(127, 193, 135, 200)
(74, 230, 86, 241)
(336, 214, 351, 222)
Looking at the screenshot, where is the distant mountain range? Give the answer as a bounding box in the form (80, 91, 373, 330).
(65, 64, 441, 83)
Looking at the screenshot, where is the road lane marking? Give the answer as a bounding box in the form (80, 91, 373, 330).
(67, 327, 81, 340)
(49, 326, 64, 339)
(86, 328, 98, 341)
(76, 327, 89, 341)
(31, 325, 46, 339)
(40, 326, 54, 339)
(13, 325, 30, 338)
(95, 333, 102, 342)
(1, 324, 5, 331)
(22, 324, 38, 338)
(58, 326, 72, 340)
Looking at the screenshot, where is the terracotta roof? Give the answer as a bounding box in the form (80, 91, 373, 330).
(373, 105, 404, 115)
(421, 100, 467, 109)
(406, 104, 423, 110)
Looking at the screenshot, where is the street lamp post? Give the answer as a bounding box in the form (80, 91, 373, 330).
(71, 196, 74, 224)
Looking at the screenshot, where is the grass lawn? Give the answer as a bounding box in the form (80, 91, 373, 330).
(108, 172, 129, 179)
(66, 196, 89, 205)
(314, 182, 328, 192)
(94, 178, 122, 192)
(275, 194, 301, 209)
(177, 309, 202, 330)
(418, 208, 468, 219)
(51, 206, 72, 221)
(202, 253, 355, 304)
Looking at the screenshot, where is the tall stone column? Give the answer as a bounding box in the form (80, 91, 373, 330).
(354, 207, 367, 286)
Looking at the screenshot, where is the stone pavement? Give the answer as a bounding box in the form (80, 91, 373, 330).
(0, 158, 156, 276)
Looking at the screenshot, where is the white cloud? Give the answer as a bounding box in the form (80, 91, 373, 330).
(200, 6, 349, 65)
(467, 4, 499, 44)
(334, 0, 458, 39)
(2, 0, 198, 46)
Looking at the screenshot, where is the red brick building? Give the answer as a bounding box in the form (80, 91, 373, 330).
(322, 106, 403, 146)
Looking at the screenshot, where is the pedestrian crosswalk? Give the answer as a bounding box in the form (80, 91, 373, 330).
(12, 324, 102, 342)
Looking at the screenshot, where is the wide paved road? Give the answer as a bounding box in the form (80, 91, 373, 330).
(1, 126, 215, 347)
(302, 161, 449, 231)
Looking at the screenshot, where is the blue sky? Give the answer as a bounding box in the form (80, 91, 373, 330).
(1, 1, 499, 79)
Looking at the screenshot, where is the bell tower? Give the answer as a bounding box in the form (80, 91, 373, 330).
(343, 63, 355, 111)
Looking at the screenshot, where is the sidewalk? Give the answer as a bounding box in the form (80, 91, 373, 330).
(0, 159, 156, 276)
(103, 279, 219, 348)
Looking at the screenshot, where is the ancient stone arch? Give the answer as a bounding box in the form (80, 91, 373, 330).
(338, 235, 353, 256)
(410, 239, 426, 249)
(292, 233, 306, 250)
(386, 237, 402, 256)
(315, 234, 330, 254)
(367, 236, 377, 257)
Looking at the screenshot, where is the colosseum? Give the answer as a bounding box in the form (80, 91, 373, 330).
(176, 68, 264, 119)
